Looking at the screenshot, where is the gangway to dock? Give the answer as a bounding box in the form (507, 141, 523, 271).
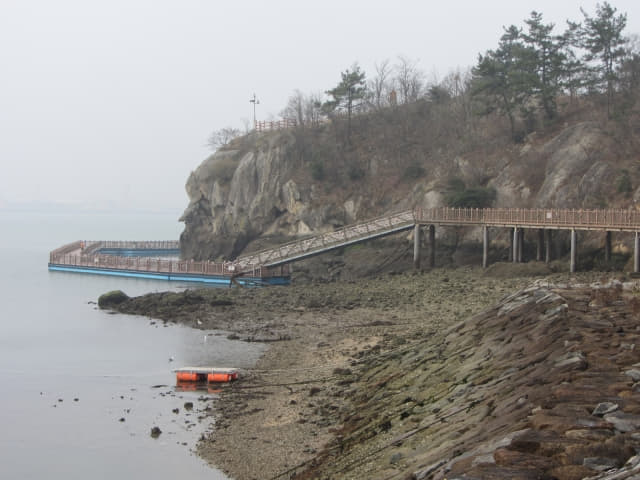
(235, 210, 416, 268)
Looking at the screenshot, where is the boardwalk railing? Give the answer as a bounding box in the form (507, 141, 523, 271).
(254, 119, 297, 132)
(50, 240, 84, 257)
(415, 207, 640, 231)
(236, 210, 416, 267)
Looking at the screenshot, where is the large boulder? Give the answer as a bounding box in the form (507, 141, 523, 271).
(98, 290, 129, 309)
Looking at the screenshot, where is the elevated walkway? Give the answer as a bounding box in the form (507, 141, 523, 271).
(236, 207, 640, 274)
(414, 207, 640, 231)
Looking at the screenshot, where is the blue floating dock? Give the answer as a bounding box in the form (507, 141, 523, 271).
(48, 240, 290, 285)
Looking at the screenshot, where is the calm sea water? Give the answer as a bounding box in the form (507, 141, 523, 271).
(0, 211, 265, 479)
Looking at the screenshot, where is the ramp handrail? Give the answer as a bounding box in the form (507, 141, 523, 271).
(236, 209, 415, 267)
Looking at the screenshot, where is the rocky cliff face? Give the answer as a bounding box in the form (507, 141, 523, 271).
(180, 134, 294, 259)
(180, 132, 349, 260)
(492, 122, 618, 208)
(180, 121, 637, 260)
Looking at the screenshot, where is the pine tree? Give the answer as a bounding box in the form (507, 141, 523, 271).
(617, 36, 640, 120)
(324, 64, 367, 143)
(571, 2, 628, 117)
(471, 26, 536, 140)
(522, 11, 567, 120)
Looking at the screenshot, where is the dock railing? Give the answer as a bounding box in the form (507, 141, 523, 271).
(49, 241, 288, 279)
(90, 240, 180, 250)
(50, 240, 84, 257)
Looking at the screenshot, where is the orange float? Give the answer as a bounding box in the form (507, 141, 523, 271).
(174, 367, 238, 384)
(176, 371, 198, 382)
(208, 373, 231, 383)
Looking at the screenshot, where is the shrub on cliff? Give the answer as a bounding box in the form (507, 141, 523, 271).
(446, 186, 497, 208)
(444, 178, 496, 208)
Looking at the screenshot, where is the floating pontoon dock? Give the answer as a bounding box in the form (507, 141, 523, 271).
(48, 240, 290, 285)
(174, 367, 239, 383)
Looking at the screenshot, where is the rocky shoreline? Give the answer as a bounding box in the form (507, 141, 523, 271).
(105, 265, 640, 479)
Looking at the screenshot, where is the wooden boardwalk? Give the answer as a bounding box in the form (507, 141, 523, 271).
(49, 207, 640, 281)
(236, 207, 640, 273)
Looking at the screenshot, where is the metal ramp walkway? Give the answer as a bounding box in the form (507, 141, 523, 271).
(236, 210, 415, 268)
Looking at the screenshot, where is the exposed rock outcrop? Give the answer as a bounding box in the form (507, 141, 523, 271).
(300, 280, 640, 479)
(180, 132, 342, 259)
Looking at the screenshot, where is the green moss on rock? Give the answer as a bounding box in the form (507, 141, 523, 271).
(98, 290, 130, 309)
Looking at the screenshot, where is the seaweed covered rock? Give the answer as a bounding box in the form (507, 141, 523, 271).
(98, 290, 130, 309)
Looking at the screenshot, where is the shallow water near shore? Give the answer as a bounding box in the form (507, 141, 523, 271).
(0, 211, 263, 479)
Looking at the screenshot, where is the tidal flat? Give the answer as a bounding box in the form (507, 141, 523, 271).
(109, 265, 640, 479)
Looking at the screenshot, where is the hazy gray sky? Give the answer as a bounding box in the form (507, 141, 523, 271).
(1, 0, 639, 212)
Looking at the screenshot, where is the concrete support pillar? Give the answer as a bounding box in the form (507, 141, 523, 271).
(605, 231, 612, 263)
(413, 224, 421, 269)
(545, 229, 552, 264)
(482, 226, 489, 269)
(428, 224, 436, 268)
(537, 229, 544, 261)
(635, 232, 640, 274)
(513, 227, 519, 263)
(518, 228, 525, 263)
(510, 228, 515, 262)
(570, 229, 577, 273)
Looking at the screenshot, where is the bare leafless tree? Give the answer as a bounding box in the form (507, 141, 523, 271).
(281, 90, 305, 125)
(207, 126, 241, 151)
(304, 92, 324, 127)
(395, 55, 425, 104)
(281, 90, 325, 127)
(368, 59, 393, 110)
